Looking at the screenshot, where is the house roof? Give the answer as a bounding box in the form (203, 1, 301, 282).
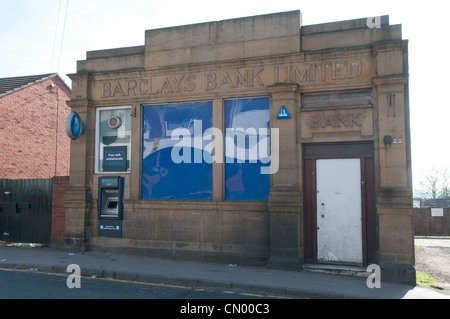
(0, 73, 70, 97)
(420, 198, 450, 208)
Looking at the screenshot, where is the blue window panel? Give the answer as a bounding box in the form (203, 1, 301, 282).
(224, 97, 270, 201)
(141, 101, 212, 200)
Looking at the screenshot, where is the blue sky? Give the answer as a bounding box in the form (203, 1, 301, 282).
(1, 0, 448, 193)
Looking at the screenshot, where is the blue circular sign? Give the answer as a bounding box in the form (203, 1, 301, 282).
(65, 112, 85, 140)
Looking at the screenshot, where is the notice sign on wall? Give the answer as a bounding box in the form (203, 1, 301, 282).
(98, 220, 122, 237)
(431, 208, 444, 217)
(103, 146, 127, 172)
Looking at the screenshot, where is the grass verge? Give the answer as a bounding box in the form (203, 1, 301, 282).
(416, 270, 440, 288)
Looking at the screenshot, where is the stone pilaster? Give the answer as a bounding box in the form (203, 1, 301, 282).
(372, 41, 415, 284)
(64, 74, 94, 251)
(266, 83, 302, 270)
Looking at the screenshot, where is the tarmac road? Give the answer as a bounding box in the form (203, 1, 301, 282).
(0, 267, 296, 299)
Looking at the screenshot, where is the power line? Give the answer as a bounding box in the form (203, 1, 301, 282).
(57, 0, 70, 73)
(50, 0, 62, 71)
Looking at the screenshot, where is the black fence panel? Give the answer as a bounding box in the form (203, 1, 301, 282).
(0, 179, 52, 244)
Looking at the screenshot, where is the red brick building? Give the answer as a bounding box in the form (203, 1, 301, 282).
(0, 73, 71, 248)
(0, 73, 71, 179)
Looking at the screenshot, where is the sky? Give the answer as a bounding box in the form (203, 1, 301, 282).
(0, 0, 448, 194)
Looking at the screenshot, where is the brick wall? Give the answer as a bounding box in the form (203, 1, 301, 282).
(0, 77, 71, 179)
(51, 176, 70, 249)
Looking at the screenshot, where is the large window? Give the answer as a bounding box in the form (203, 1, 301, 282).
(141, 101, 212, 200)
(95, 106, 131, 173)
(224, 97, 270, 201)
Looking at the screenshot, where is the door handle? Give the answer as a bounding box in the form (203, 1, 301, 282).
(321, 203, 325, 218)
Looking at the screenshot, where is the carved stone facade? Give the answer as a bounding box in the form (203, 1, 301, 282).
(65, 11, 414, 284)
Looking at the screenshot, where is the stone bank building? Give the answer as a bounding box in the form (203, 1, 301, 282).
(65, 11, 415, 284)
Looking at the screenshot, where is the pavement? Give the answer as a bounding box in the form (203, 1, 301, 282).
(415, 236, 450, 247)
(0, 243, 449, 299)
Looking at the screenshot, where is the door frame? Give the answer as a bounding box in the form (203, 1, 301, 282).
(302, 142, 376, 266)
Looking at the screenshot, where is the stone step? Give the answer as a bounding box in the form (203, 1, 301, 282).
(303, 263, 370, 278)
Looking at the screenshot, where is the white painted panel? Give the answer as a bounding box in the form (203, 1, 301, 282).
(431, 208, 444, 217)
(316, 158, 363, 264)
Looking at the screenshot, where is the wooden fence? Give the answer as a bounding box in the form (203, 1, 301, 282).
(414, 208, 450, 236)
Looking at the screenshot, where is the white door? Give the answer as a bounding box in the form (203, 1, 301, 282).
(316, 158, 363, 265)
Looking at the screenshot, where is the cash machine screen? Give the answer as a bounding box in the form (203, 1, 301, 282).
(107, 201, 118, 209)
(100, 189, 120, 218)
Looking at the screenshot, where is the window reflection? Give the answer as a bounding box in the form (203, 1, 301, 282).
(224, 97, 270, 201)
(141, 102, 212, 200)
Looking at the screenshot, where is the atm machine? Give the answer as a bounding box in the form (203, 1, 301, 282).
(97, 176, 124, 237)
